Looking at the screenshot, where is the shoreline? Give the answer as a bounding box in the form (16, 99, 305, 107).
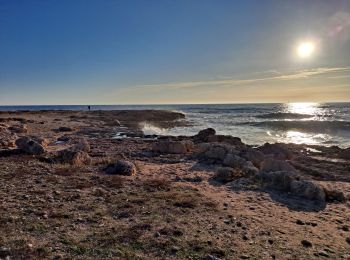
(0, 109, 349, 259)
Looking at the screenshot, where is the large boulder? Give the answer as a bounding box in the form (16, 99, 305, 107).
(208, 135, 244, 146)
(256, 171, 298, 191)
(104, 160, 137, 176)
(15, 137, 45, 155)
(193, 128, 216, 142)
(258, 143, 294, 160)
(152, 140, 194, 154)
(240, 148, 265, 167)
(290, 180, 326, 202)
(260, 158, 297, 173)
(57, 149, 91, 166)
(222, 153, 246, 168)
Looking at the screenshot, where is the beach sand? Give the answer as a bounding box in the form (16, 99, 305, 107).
(0, 110, 349, 259)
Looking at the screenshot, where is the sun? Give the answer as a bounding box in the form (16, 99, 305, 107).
(297, 41, 315, 58)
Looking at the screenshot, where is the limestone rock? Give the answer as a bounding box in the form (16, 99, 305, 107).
(152, 140, 194, 154)
(0, 126, 17, 148)
(260, 158, 297, 173)
(57, 149, 91, 166)
(15, 137, 45, 155)
(290, 180, 326, 202)
(258, 143, 293, 160)
(73, 138, 90, 152)
(9, 124, 28, 133)
(323, 187, 346, 202)
(193, 128, 216, 142)
(105, 160, 137, 176)
(256, 171, 298, 191)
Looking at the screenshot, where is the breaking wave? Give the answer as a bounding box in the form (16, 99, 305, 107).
(256, 112, 314, 119)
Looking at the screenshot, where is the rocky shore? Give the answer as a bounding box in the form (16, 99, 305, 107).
(0, 110, 349, 259)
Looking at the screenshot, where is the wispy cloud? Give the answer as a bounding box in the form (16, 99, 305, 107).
(138, 67, 350, 90)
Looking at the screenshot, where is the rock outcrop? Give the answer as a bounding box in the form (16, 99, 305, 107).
(152, 140, 194, 154)
(0, 125, 17, 148)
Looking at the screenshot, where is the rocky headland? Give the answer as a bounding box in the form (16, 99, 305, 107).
(0, 110, 349, 259)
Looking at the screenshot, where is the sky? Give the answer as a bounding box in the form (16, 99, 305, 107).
(0, 0, 350, 105)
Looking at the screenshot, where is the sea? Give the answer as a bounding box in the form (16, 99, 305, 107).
(1, 102, 349, 147)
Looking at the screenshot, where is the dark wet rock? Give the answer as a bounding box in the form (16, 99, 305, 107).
(57, 135, 70, 142)
(58, 126, 73, 132)
(104, 160, 137, 176)
(15, 136, 45, 155)
(260, 158, 297, 173)
(323, 188, 346, 203)
(57, 149, 92, 165)
(290, 180, 326, 202)
(339, 147, 350, 159)
(209, 135, 244, 146)
(193, 128, 216, 142)
(258, 143, 294, 160)
(152, 140, 194, 154)
(0, 246, 10, 258)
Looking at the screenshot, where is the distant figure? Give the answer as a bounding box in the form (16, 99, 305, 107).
(88, 106, 91, 111)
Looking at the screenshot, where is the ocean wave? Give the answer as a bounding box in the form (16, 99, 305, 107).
(242, 120, 350, 133)
(256, 112, 314, 119)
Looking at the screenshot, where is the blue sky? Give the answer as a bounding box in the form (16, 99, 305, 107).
(1, 0, 350, 104)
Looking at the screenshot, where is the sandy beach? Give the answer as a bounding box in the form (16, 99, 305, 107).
(0, 109, 349, 259)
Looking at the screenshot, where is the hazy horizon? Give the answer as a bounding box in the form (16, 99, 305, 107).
(1, 1, 350, 105)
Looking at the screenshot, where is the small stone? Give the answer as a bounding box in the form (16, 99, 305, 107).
(154, 232, 161, 237)
(315, 251, 329, 257)
(242, 234, 249, 241)
(171, 246, 179, 254)
(301, 240, 312, 248)
(341, 225, 349, 231)
(346, 237, 350, 245)
(240, 255, 249, 259)
(296, 219, 305, 225)
(268, 239, 274, 244)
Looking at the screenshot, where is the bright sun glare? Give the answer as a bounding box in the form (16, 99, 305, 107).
(297, 42, 315, 58)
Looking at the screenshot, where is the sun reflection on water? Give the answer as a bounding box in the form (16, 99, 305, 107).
(273, 130, 330, 145)
(284, 102, 319, 115)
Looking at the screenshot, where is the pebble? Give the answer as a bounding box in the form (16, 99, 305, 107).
(346, 237, 350, 245)
(341, 225, 349, 231)
(296, 219, 305, 225)
(301, 240, 312, 248)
